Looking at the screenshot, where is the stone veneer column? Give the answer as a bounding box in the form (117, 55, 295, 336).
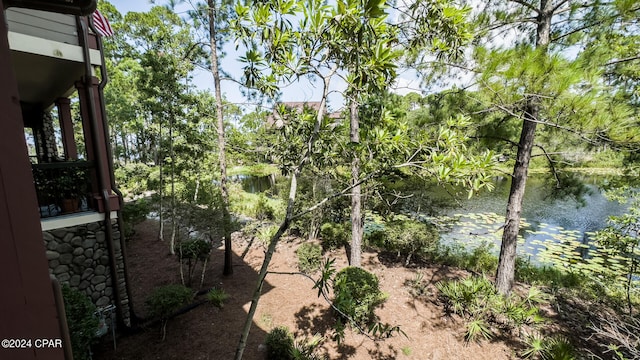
(42, 112, 58, 161)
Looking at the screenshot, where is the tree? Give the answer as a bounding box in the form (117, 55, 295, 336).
(163, 0, 237, 274)
(324, 0, 401, 267)
(230, 0, 485, 356)
(468, 0, 639, 294)
(125, 6, 204, 253)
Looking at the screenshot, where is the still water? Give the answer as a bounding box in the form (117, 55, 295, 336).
(408, 175, 629, 261)
(233, 173, 630, 262)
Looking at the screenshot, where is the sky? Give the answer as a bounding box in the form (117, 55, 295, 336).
(106, 0, 423, 112)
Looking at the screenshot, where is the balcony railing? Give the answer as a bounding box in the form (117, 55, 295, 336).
(32, 161, 94, 218)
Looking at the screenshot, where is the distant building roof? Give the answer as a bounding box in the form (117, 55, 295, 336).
(267, 101, 342, 128)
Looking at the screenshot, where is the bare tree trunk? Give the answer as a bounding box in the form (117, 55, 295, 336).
(495, 113, 536, 294)
(200, 257, 208, 289)
(308, 178, 320, 240)
(170, 113, 176, 255)
(495, 0, 552, 295)
(121, 131, 129, 164)
(208, 0, 233, 276)
(158, 120, 164, 242)
(349, 98, 363, 267)
(179, 244, 185, 286)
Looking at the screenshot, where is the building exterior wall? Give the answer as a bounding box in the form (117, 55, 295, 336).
(43, 220, 131, 327)
(0, 1, 66, 357)
(5, 8, 78, 45)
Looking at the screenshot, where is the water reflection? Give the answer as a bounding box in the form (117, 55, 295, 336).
(397, 175, 629, 263)
(230, 174, 277, 194)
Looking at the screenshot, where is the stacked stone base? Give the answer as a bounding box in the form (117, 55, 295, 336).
(43, 219, 130, 327)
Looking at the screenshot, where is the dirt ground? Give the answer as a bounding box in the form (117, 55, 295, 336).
(93, 220, 517, 360)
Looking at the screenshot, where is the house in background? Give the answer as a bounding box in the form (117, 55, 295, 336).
(267, 101, 343, 128)
(1, 1, 132, 358)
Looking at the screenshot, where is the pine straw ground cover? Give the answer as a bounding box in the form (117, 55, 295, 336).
(94, 220, 620, 360)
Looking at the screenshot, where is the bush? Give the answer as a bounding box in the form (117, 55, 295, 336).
(466, 243, 498, 274)
(114, 162, 152, 196)
(522, 334, 576, 360)
(431, 242, 498, 274)
(265, 326, 295, 360)
(178, 238, 213, 287)
(515, 257, 585, 290)
(61, 285, 99, 360)
(319, 222, 349, 250)
(333, 267, 387, 327)
(437, 276, 546, 342)
(121, 199, 150, 239)
(145, 284, 193, 320)
(179, 238, 212, 261)
(207, 287, 230, 309)
(255, 194, 276, 220)
(296, 243, 323, 273)
(368, 219, 439, 265)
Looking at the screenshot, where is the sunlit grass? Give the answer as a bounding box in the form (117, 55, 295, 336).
(228, 163, 279, 177)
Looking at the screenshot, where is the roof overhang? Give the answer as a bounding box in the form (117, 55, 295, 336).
(3, 0, 96, 15)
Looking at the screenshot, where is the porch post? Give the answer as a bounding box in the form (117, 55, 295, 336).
(0, 2, 65, 359)
(76, 77, 119, 212)
(56, 98, 78, 160)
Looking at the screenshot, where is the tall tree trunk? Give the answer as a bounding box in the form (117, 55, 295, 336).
(158, 119, 164, 242)
(159, 158, 164, 242)
(349, 98, 363, 267)
(121, 131, 129, 164)
(170, 113, 176, 255)
(495, 0, 552, 295)
(208, 0, 233, 275)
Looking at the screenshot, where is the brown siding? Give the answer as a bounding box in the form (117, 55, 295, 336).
(0, 3, 65, 359)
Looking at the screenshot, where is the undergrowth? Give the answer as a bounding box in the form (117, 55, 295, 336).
(436, 276, 547, 342)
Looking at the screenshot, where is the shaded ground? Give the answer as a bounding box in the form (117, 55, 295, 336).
(94, 219, 518, 359)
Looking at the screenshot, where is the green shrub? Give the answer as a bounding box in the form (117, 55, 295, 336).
(256, 224, 279, 245)
(466, 243, 499, 274)
(121, 199, 150, 239)
(431, 242, 498, 274)
(333, 267, 387, 327)
(523, 334, 576, 360)
(265, 326, 295, 360)
(368, 219, 439, 265)
(61, 285, 99, 360)
(292, 334, 326, 360)
(363, 221, 386, 246)
(178, 239, 213, 287)
(179, 239, 212, 261)
(255, 194, 276, 220)
(114, 162, 152, 196)
(296, 243, 323, 273)
(207, 287, 230, 309)
(515, 257, 585, 290)
(319, 222, 349, 250)
(145, 284, 193, 320)
(437, 276, 546, 342)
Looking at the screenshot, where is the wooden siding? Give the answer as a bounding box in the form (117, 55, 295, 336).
(6, 8, 78, 45)
(1, 3, 66, 358)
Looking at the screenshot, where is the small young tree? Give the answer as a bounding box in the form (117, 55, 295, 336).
(145, 284, 193, 340)
(595, 180, 640, 314)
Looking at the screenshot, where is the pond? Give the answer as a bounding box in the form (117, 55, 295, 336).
(230, 174, 277, 194)
(404, 175, 630, 263)
(232, 171, 630, 264)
